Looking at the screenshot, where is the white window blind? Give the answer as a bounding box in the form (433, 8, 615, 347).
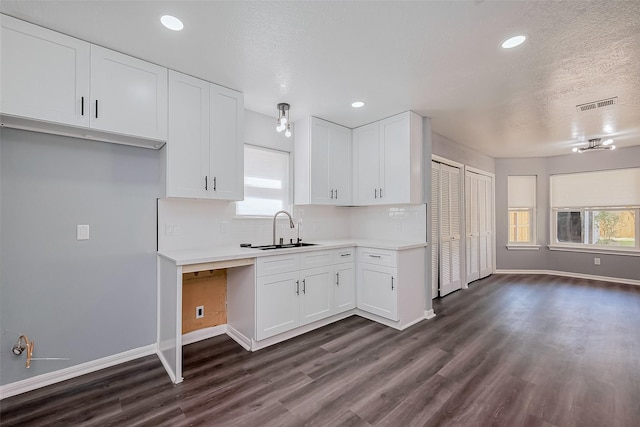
(236, 145, 290, 216)
(508, 176, 536, 208)
(550, 168, 640, 208)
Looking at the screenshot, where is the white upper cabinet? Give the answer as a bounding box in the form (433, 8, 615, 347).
(353, 111, 423, 205)
(165, 70, 243, 200)
(166, 71, 210, 198)
(209, 84, 244, 201)
(295, 117, 352, 205)
(90, 45, 167, 141)
(352, 121, 381, 205)
(0, 14, 167, 147)
(1, 14, 90, 127)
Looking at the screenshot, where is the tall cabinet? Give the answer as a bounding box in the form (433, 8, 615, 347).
(352, 111, 423, 205)
(165, 70, 244, 200)
(294, 117, 352, 205)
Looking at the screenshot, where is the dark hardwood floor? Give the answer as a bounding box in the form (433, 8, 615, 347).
(2, 274, 640, 426)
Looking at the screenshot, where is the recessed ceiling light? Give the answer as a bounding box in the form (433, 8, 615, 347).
(351, 101, 365, 108)
(501, 35, 526, 49)
(161, 15, 184, 31)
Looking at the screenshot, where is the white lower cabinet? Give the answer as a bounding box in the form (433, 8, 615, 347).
(357, 248, 398, 321)
(334, 248, 356, 313)
(256, 248, 356, 341)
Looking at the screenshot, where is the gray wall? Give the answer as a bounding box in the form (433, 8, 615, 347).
(0, 129, 160, 385)
(495, 145, 640, 281)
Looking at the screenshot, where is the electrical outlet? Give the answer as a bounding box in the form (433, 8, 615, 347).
(77, 225, 90, 240)
(195, 305, 204, 319)
(594, 257, 601, 265)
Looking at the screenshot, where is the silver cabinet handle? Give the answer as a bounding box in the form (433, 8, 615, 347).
(340, 253, 351, 257)
(296, 280, 299, 295)
(336, 272, 339, 285)
(391, 276, 394, 290)
(335, 189, 338, 199)
(205, 176, 208, 191)
(95, 100, 99, 118)
(330, 189, 334, 199)
(375, 189, 378, 199)
(213, 176, 217, 191)
(380, 188, 383, 198)
(369, 254, 382, 258)
(302, 279, 306, 294)
(81, 96, 84, 116)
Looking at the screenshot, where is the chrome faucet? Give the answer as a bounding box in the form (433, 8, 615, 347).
(273, 210, 295, 245)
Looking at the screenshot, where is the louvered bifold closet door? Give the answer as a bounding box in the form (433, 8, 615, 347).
(465, 173, 480, 283)
(478, 174, 493, 278)
(439, 163, 462, 296)
(431, 162, 440, 299)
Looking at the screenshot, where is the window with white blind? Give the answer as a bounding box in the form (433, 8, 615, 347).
(550, 168, 640, 252)
(507, 175, 536, 246)
(235, 145, 291, 217)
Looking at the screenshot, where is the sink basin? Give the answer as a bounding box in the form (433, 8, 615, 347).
(251, 242, 318, 250)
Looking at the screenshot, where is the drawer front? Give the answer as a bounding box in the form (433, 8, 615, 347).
(299, 250, 334, 269)
(357, 247, 397, 268)
(334, 247, 355, 264)
(257, 254, 300, 277)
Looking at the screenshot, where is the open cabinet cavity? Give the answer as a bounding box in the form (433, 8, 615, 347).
(157, 256, 255, 384)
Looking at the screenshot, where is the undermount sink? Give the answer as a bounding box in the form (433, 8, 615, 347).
(251, 242, 318, 250)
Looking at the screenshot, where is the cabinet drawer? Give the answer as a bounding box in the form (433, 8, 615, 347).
(358, 247, 397, 267)
(257, 254, 299, 277)
(334, 247, 355, 264)
(300, 250, 333, 269)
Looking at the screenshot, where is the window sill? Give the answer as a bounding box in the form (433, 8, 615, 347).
(548, 245, 640, 257)
(506, 244, 541, 251)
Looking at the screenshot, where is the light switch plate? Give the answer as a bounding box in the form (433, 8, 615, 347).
(77, 225, 90, 240)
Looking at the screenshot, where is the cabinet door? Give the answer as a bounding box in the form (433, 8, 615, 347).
(167, 71, 210, 198)
(209, 84, 244, 201)
(330, 124, 352, 204)
(256, 272, 300, 340)
(380, 113, 411, 204)
(1, 15, 90, 127)
(309, 118, 332, 204)
(358, 263, 398, 321)
(334, 263, 356, 313)
(353, 122, 381, 205)
(90, 45, 167, 140)
(299, 266, 333, 325)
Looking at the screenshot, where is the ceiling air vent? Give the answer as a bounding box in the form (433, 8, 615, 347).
(576, 97, 618, 112)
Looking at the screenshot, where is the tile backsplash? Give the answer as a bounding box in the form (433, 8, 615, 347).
(158, 198, 426, 252)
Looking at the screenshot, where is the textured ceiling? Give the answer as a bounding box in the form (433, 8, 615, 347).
(2, 1, 640, 158)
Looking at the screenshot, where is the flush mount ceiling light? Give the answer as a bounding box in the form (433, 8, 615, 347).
(161, 15, 184, 31)
(572, 138, 616, 153)
(501, 35, 526, 49)
(276, 103, 292, 138)
(351, 101, 365, 108)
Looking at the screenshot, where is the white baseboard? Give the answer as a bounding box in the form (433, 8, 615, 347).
(494, 269, 640, 286)
(425, 309, 436, 320)
(226, 326, 252, 351)
(156, 348, 180, 385)
(182, 325, 227, 346)
(0, 344, 156, 400)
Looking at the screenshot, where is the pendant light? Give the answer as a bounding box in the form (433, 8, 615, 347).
(276, 103, 292, 137)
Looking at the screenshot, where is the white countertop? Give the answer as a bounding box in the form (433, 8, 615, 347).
(158, 239, 427, 266)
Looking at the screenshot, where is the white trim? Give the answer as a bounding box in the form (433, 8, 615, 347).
(425, 309, 436, 320)
(506, 245, 541, 251)
(182, 325, 227, 346)
(495, 269, 640, 286)
(464, 166, 495, 179)
(226, 325, 252, 351)
(0, 344, 156, 400)
(548, 245, 640, 257)
(156, 348, 179, 384)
